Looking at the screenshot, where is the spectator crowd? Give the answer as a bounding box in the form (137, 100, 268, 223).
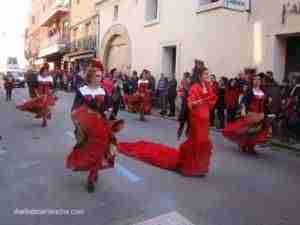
(24, 59, 300, 143)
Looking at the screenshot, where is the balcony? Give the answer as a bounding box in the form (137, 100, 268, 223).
(64, 36, 97, 61)
(197, 0, 250, 13)
(71, 36, 97, 52)
(40, 0, 70, 27)
(39, 32, 70, 58)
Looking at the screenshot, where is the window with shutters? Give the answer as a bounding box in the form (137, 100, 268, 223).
(145, 0, 160, 26)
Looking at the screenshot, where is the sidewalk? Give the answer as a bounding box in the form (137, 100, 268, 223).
(149, 109, 300, 152)
(269, 139, 300, 151)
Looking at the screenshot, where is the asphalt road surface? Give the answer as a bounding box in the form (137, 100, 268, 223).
(0, 87, 299, 225)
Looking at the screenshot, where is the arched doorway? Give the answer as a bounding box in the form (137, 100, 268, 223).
(101, 24, 132, 74)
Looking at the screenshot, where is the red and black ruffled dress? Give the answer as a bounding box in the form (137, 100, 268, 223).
(16, 75, 57, 126)
(223, 88, 271, 152)
(66, 85, 116, 182)
(124, 79, 152, 114)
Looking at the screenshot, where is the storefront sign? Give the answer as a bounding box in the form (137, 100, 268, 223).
(225, 0, 250, 11)
(282, 1, 300, 24)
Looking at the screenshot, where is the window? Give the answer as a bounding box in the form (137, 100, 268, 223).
(145, 0, 159, 25)
(199, 0, 220, 7)
(32, 16, 35, 25)
(85, 22, 91, 36)
(197, 0, 224, 13)
(73, 28, 78, 40)
(63, 21, 70, 34)
(114, 5, 119, 20)
(197, 0, 250, 13)
(7, 57, 18, 65)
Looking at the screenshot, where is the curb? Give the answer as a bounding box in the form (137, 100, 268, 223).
(124, 110, 300, 152)
(269, 140, 300, 152)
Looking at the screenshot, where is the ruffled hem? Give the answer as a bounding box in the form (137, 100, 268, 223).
(16, 95, 57, 115)
(223, 117, 270, 146)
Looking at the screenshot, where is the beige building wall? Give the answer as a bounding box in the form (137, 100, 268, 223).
(249, 0, 300, 82)
(96, 0, 300, 82)
(70, 0, 98, 40)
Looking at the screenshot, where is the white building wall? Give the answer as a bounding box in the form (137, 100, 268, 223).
(96, 0, 300, 82)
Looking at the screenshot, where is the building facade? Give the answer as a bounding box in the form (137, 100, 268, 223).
(65, 0, 99, 70)
(25, 0, 71, 70)
(95, 0, 300, 82)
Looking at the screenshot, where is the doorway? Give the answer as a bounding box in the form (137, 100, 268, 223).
(286, 36, 300, 81)
(162, 46, 177, 78)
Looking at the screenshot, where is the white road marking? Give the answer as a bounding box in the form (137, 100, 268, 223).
(116, 163, 141, 183)
(66, 131, 75, 139)
(0, 149, 7, 155)
(65, 130, 142, 183)
(134, 211, 195, 225)
(15, 161, 41, 170)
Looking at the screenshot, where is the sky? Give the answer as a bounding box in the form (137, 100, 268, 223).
(0, 0, 30, 67)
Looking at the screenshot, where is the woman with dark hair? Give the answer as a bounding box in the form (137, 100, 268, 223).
(177, 72, 191, 139)
(16, 63, 57, 127)
(66, 68, 124, 193)
(225, 78, 240, 123)
(223, 75, 272, 154)
(101, 69, 115, 106)
(137, 71, 152, 120)
(110, 72, 124, 120)
(178, 67, 218, 175)
(118, 67, 217, 177)
(124, 70, 152, 121)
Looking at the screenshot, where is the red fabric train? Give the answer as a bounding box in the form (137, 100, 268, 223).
(118, 81, 217, 176)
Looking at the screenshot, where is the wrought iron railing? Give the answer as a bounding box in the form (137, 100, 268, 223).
(70, 36, 97, 52)
(40, 32, 70, 49)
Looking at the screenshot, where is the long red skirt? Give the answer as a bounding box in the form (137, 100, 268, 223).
(16, 95, 57, 117)
(118, 141, 179, 170)
(124, 94, 152, 114)
(118, 112, 213, 176)
(223, 116, 270, 148)
(66, 106, 114, 172)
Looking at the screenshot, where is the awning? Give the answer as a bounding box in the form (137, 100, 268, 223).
(64, 50, 95, 61)
(38, 44, 66, 58)
(70, 53, 95, 61)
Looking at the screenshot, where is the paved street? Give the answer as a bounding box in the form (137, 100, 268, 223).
(0, 87, 300, 225)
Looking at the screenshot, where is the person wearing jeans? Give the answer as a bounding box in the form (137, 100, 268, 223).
(4, 74, 15, 101)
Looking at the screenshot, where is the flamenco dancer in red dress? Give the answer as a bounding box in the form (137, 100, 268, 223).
(118, 67, 217, 176)
(66, 68, 124, 193)
(124, 70, 152, 121)
(16, 64, 56, 127)
(223, 75, 272, 154)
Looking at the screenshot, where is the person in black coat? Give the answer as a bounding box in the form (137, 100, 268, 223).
(167, 76, 178, 117)
(25, 69, 38, 98)
(216, 77, 228, 129)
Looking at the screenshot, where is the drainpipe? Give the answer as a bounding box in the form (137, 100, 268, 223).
(96, 13, 100, 58)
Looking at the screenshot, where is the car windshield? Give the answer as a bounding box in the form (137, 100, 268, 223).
(7, 71, 23, 78)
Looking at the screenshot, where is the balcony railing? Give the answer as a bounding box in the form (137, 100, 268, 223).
(70, 36, 97, 53)
(40, 32, 70, 50)
(40, 0, 70, 27)
(197, 0, 250, 13)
